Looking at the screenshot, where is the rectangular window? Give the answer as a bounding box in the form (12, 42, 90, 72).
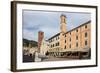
(65, 40, 66, 43)
(70, 38, 71, 42)
(69, 44, 71, 48)
(56, 37, 57, 40)
(85, 25, 87, 28)
(53, 44, 54, 47)
(51, 39, 52, 42)
(58, 42, 59, 46)
(70, 32, 71, 35)
(85, 40, 88, 46)
(56, 43, 57, 46)
(85, 32, 87, 37)
(76, 36, 78, 40)
(58, 36, 59, 39)
(65, 46, 66, 49)
(76, 29, 78, 32)
(65, 35, 66, 37)
(76, 42, 78, 47)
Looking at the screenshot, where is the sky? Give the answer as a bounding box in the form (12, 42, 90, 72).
(22, 10, 91, 41)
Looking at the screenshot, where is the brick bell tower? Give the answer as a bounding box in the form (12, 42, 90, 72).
(60, 14, 67, 49)
(38, 31, 44, 52)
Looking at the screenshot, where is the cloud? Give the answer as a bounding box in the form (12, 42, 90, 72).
(22, 10, 91, 41)
(23, 29, 38, 41)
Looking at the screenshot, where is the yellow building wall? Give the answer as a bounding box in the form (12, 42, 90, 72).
(63, 23, 91, 50)
(65, 28, 81, 49)
(81, 23, 91, 49)
(48, 22, 91, 52)
(71, 28, 81, 49)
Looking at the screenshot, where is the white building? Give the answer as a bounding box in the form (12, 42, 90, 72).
(40, 38, 50, 55)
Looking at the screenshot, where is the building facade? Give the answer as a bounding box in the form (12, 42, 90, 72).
(47, 15, 91, 58)
(40, 38, 49, 55)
